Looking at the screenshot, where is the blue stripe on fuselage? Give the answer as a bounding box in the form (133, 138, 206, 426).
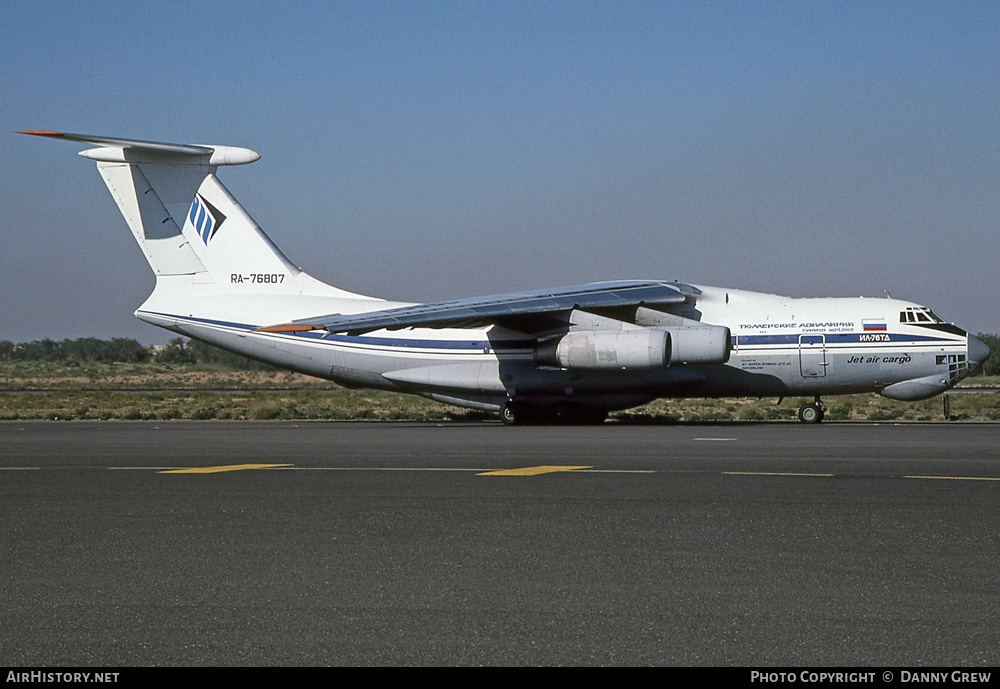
(736, 332, 956, 346)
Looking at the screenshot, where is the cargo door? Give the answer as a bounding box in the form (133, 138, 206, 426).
(799, 334, 827, 377)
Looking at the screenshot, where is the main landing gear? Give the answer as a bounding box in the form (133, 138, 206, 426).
(499, 401, 523, 425)
(797, 397, 827, 424)
(499, 400, 608, 426)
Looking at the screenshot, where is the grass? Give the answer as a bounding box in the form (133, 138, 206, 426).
(1, 362, 997, 422)
(0, 388, 480, 422)
(0, 360, 328, 390)
(618, 387, 1000, 423)
(0, 361, 473, 421)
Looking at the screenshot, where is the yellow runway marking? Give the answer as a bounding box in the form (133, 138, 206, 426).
(478, 465, 592, 476)
(905, 475, 1000, 482)
(160, 463, 293, 474)
(724, 471, 835, 478)
(0, 467, 40, 471)
(288, 467, 484, 472)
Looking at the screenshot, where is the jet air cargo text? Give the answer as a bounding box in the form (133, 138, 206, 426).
(847, 355, 911, 365)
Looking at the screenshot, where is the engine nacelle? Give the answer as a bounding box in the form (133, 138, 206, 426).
(535, 330, 671, 370)
(534, 322, 731, 371)
(633, 307, 731, 364)
(663, 325, 731, 364)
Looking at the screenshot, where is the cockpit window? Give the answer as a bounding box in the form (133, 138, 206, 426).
(900, 307, 944, 324)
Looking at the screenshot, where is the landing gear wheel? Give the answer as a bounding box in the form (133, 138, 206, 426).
(500, 401, 524, 426)
(798, 402, 825, 424)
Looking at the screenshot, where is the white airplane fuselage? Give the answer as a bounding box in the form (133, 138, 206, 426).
(135, 282, 982, 415)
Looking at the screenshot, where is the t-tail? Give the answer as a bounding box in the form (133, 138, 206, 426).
(18, 131, 382, 335)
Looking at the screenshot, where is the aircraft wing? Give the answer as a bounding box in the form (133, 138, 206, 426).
(258, 280, 696, 335)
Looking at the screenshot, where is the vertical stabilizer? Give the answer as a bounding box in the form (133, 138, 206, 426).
(19, 131, 375, 302)
(179, 173, 300, 281)
(97, 160, 208, 276)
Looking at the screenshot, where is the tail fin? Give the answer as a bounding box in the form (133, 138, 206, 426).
(181, 172, 298, 279)
(19, 131, 258, 277)
(18, 131, 370, 305)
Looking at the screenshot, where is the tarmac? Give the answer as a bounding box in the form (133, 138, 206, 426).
(2, 421, 998, 665)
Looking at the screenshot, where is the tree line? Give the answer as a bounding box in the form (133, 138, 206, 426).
(0, 337, 273, 370)
(1, 334, 997, 376)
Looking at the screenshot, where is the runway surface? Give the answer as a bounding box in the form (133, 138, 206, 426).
(2, 421, 999, 666)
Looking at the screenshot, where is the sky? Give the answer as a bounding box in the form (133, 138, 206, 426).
(2, 1, 998, 343)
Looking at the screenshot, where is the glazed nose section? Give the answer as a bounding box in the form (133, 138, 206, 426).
(968, 334, 991, 370)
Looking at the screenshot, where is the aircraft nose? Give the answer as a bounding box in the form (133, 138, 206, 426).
(968, 334, 991, 369)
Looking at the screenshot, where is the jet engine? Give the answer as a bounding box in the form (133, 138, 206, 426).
(534, 330, 671, 370)
(664, 324, 731, 364)
(533, 324, 731, 370)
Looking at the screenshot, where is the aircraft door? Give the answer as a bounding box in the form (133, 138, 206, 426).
(799, 334, 827, 377)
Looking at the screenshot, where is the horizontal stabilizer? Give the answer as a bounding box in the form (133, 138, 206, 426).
(17, 130, 259, 166)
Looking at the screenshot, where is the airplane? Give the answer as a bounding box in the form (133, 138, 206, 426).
(20, 130, 991, 424)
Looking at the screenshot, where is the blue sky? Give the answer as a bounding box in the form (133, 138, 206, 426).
(2, 1, 998, 342)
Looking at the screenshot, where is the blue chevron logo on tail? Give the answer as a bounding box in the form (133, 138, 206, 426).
(188, 194, 227, 244)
